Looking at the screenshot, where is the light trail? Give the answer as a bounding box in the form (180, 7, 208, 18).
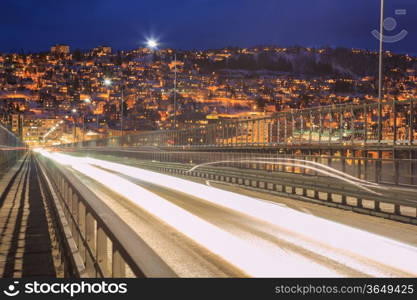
(37, 150, 338, 277)
(0, 145, 26, 151)
(189, 157, 379, 186)
(82, 157, 417, 277)
(187, 159, 382, 195)
(37, 150, 417, 277)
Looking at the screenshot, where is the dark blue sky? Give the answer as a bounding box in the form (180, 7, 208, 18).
(1, 0, 416, 54)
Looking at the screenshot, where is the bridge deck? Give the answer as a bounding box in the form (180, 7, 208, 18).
(0, 153, 60, 277)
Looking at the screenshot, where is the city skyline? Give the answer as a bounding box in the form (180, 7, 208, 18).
(1, 0, 416, 54)
(1, 42, 415, 147)
(2, 42, 417, 57)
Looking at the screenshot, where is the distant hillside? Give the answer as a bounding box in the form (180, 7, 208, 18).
(196, 47, 416, 79)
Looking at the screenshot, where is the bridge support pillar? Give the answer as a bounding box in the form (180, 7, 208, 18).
(374, 201, 381, 212)
(341, 195, 347, 205)
(326, 192, 332, 201)
(394, 204, 401, 215)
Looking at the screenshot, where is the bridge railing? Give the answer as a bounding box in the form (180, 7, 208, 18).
(59, 100, 417, 188)
(0, 124, 26, 168)
(65, 99, 416, 149)
(36, 154, 176, 278)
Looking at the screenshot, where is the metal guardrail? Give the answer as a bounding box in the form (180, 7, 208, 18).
(65, 99, 417, 149)
(0, 124, 26, 169)
(35, 154, 176, 278)
(60, 100, 417, 190)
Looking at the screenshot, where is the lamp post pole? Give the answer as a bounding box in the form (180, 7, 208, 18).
(71, 109, 77, 143)
(377, 0, 385, 142)
(82, 114, 85, 142)
(121, 87, 124, 137)
(103, 78, 113, 136)
(72, 119, 75, 142)
(173, 53, 177, 129)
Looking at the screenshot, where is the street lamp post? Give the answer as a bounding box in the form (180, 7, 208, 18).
(147, 38, 158, 64)
(82, 114, 86, 141)
(146, 38, 182, 130)
(103, 78, 114, 136)
(82, 98, 89, 142)
(121, 86, 124, 137)
(173, 52, 177, 129)
(377, 0, 385, 142)
(104, 78, 124, 137)
(71, 108, 77, 142)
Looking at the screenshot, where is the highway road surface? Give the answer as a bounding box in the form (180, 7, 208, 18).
(37, 150, 417, 278)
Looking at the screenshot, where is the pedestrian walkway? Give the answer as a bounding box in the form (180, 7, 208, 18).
(0, 153, 59, 277)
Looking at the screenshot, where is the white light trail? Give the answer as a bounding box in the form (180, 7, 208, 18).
(189, 157, 379, 186)
(82, 157, 417, 277)
(37, 151, 417, 277)
(187, 158, 384, 195)
(38, 150, 338, 277)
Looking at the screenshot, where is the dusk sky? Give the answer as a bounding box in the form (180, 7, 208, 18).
(1, 0, 416, 54)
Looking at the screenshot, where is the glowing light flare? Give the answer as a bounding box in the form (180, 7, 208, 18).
(146, 38, 158, 49)
(103, 79, 112, 86)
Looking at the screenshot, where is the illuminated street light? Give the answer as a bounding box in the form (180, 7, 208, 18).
(104, 78, 112, 86)
(146, 38, 158, 50)
(72, 108, 77, 113)
(84, 97, 91, 103)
